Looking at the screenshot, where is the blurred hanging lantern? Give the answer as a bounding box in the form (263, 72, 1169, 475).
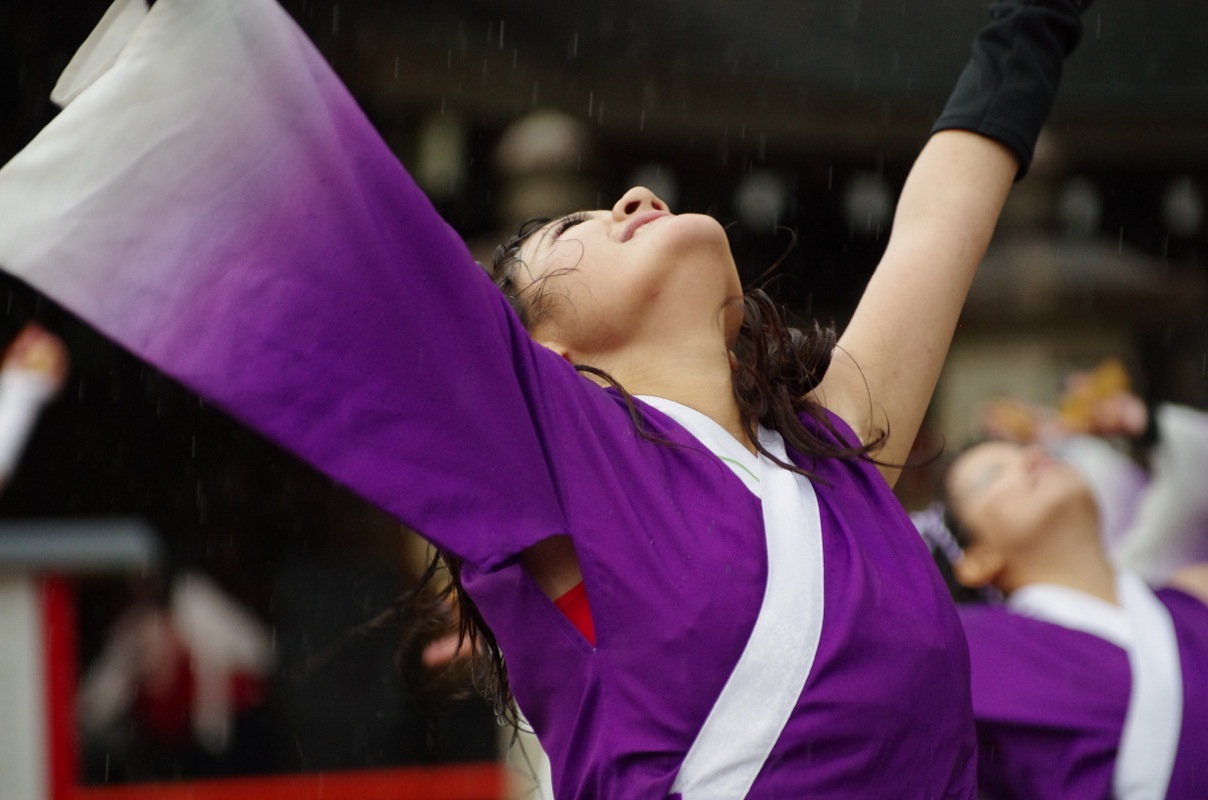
(841, 171, 893, 236)
(734, 169, 790, 233)
(1161, 175, 1204, 238)
(415, 112, 468, 200)
(495, 109, 598, 231)
(627, 163, 680, 211)
(1056, 175, 1103, 239)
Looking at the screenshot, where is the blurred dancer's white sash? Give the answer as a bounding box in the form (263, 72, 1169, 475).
(1010, 571, 1183, 799)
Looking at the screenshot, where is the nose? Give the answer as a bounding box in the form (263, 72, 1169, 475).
(1022, 444, 1051, 471)
(612, 186, 668, 220)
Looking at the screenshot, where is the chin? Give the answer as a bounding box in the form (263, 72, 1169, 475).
(668, 212, 730, 244)
(638, 213, 739, 297)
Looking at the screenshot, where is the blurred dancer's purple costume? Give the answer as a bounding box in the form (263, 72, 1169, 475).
(961, 589, 1208, 799)
(0, 0, 975, 795)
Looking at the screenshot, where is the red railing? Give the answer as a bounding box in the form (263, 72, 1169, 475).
(71, 764, 506, 800)
(42, 576, 506, 800)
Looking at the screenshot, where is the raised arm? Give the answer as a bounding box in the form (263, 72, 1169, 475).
(814, 0, 1092, 485)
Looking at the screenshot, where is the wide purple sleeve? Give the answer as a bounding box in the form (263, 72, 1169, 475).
(0, 0, 603, 570)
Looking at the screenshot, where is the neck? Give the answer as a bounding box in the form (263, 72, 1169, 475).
(1003, 510, 1118, 604)
(586, 340, 754, 454)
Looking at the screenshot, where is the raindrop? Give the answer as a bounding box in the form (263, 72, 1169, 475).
(393, 56, 399, 79)
(499, 20, 506, 49)
(570, 32, 579, 60)
(639, 109, 646, 131)
(331, 4, 339, 34)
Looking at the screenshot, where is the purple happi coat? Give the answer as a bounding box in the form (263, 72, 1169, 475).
(0, 0, 976, 796)
(961, 588, 1208, 799)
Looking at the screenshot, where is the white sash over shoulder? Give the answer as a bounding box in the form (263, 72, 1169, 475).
(639, 397, 824, 799)
(1009, 571, 1183, 799)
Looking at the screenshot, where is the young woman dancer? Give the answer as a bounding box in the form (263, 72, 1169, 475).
(941, 431, 1208, 798)
(0, 0, 1093, 795)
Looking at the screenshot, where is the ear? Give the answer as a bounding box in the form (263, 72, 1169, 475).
(952, 544, 1006, 590)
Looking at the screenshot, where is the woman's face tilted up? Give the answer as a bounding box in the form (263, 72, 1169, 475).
(945, 441, 1099, 585)
(514, 186, 743, 368)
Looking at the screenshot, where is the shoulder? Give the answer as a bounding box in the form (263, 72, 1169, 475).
(795, 406, 862, 448)
(957, 602, 1015, 641)
(958, 602, 1131, 720)
(958, 602, 1124, 664)
(1164, 564, 1208, 610)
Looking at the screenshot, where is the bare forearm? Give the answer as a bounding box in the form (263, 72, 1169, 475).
(828, 133, 1016, 480)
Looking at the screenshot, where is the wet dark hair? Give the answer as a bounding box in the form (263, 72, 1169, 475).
(394, 215, 890, 718)
(942, 502, 974, 549)
(931, 451, 996, 604)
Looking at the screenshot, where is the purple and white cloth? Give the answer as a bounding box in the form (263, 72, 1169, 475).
(962, 576, 1208, 799)
(0, 0, 978, 795)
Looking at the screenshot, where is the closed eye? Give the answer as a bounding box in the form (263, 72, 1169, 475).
(550, 211, 590, 239)
(966, 463, 1005, 500)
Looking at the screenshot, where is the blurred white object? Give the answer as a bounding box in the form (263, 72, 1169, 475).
(78, 570, 274, 754)
(1112, 405, 1208, 583)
